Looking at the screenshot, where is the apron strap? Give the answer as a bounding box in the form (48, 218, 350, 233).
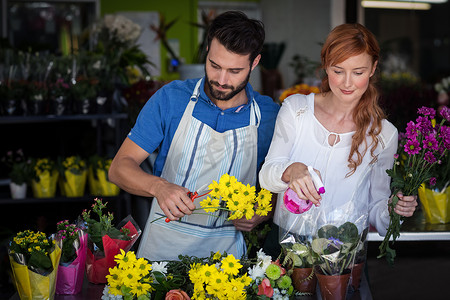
(190, 78, 203, 102)
(250, 98, 261, 128)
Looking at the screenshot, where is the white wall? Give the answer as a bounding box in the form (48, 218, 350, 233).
(260, 0, 336, 88)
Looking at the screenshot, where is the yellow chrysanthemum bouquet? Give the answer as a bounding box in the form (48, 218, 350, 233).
(8, 230, 62, 300)
(57, 155, 87, 197)
(199, 173, 273, 221)
(88, 155, 120, 196)
(103, 249, 155, 299)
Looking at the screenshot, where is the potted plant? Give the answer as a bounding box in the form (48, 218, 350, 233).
(311, 222, 361, 300)
(1, 149, 32, 199)
(26, 80, 47, 115)
(71, 76, 97, 114)
(57, 155, 88, 197)
(55, 220, 87, 295)
(81, 198, 141, 284)
(87, 154, 120, 196)
(8, 230, 62, 299)
(282, 242, 316, 295)
(31, 157, 59, 198)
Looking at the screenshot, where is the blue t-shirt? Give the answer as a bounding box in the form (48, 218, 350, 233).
(129, 78, 280, 177)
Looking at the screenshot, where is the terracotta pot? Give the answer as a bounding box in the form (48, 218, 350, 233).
(292, 267, 317, 294)
(316, 270, 351, 300)
(351, 263, 364, 290)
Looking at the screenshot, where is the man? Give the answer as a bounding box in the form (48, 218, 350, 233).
(109, 11, 280, 261)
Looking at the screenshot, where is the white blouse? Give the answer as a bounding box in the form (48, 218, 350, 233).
(259, 93, 397, 236)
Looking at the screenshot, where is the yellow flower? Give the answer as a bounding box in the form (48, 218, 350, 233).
(199, 264, 218, 284)
(200, 197, 220, 213)
(121, 268, 140, 286)
(206, 272, 228, 298)
(208, 180, 221, 198)
(213, 251, 222, 260)
(114, 249, 137, 269)
(134, 257, 152, 276)
(221, 254, 242, 276)
(106, 267, 123, 285)
(130, 281, 153, 297)
(108, 282, 123, 296)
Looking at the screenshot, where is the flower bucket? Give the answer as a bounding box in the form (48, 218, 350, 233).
(291, 267, 317, 295)
(59, 170, 87, 197)
(88, 167, 119, 196)
(418, 185, 450, 224)
(10, 182, 27, 199)
(316, 269, 350, 300)
(9, 243, 62, 300)
(56, 233, 87, 294)
(31, 171, 59, 198)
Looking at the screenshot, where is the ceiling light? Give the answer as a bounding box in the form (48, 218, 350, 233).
(362, 1, 431, 10)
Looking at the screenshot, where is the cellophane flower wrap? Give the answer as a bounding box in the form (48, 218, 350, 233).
(31, 158, 59, 198)
(55, 220, 87, 295)
(88, 155, 120, 196)
(82, 198, 141, 284)
(8, 230, 62, 300)
(378, 106, 450, 265)
(57, 156, 88, 197)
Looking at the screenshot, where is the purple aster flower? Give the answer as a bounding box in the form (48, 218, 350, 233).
(418, 106, 436, 119)
(328, 237, 343, 247)
(405, 121, 419, 139)
(394, 153, 399, 159)
(440, 125, 450, 149)
(429, 177, 437, 186)
(404, 139, 421, 155)
(398, 132, 407, 141)
(439, 106, 450, 121)
(423, 134, 439, 151)
(424, 151, 436, 164)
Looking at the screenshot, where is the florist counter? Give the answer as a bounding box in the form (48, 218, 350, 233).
(10, 274, 373, 300)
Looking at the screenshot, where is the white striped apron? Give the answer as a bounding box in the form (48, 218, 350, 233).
(137, 78, 260, 261)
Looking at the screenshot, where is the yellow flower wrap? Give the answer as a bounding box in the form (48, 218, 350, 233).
(9, 244, 62, 300)
(59, 170, 87, 197)
(31, 170, 59, 198)
(418, 184, 450, 224)
(88, 167, 120, 196)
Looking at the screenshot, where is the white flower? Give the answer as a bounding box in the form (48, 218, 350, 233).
(256, 249, 272, 271)
(151, 261, 168, 274)
(248, 265, 265, 280)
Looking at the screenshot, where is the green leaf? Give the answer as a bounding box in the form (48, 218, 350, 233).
(318, 225, 338, 239)
(337, 222, 359, 244)
(29, 251, 52, 270)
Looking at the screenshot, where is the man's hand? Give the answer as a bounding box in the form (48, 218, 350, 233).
(232, 214, 271, 232)
(154, 180, 196, 221)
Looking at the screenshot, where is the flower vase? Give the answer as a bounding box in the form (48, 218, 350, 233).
(291, 267, 317, 295)
(75, 98, 93, 115)
(31, 171, 59, 198)
(316, 269, 351, 300)
(51, 95, 70, 116)
(350, 263, 365, 291)
(418, 185, 450, 224)
(10, 182, 27, 199)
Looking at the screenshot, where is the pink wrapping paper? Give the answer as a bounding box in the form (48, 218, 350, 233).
(86, 219, 140, 284)
(56, 232, 88, 294)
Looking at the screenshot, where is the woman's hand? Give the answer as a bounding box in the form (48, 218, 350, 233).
(390, 192, 418, 217)
(282, 162, 322, 206)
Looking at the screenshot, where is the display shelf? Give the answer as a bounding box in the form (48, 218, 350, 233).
(368, 209, 450, 241)
(0, 113, 128, 124)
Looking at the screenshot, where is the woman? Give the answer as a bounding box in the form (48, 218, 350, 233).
(259, 23, 417, 258)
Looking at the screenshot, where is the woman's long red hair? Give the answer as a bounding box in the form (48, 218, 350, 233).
(320, 23, 385, 176)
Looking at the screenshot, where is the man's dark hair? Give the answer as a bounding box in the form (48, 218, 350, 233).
(206, 11, 265, 63)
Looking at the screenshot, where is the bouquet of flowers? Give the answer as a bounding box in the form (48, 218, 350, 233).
(81, 198, 141, 284)
(247, 249, 294, 299)
(31, 157, 59, 198)
(8, 230, 62, 300)
(58, 155, 88, 197)
(198, 173, 273, 221)
(378, 106, 450, 265)
(87, 155, 120, 196)
(55, 220, 87, 295)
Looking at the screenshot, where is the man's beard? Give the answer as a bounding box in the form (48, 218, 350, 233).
(205, 70, 251, 101)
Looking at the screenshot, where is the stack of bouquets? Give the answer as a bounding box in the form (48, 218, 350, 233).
(57, 156, 88, 197)
(8, 230, 62, 299)
(88, 155, 120, 196)
(81, 198, 141, 284)
(55, 220, 87, 295)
